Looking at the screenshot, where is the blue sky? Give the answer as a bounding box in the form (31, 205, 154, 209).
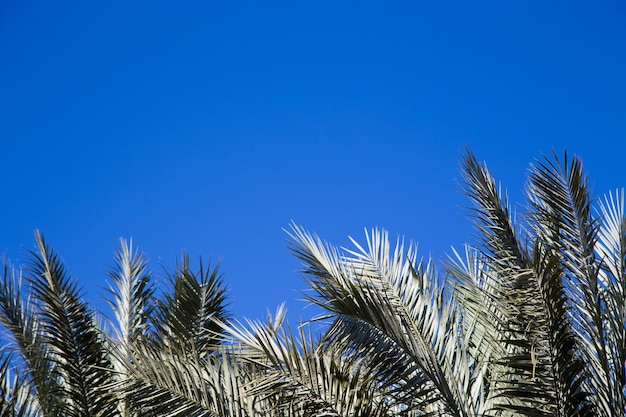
(1, 1, 625, 321)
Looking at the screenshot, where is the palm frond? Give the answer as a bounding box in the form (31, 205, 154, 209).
(595, 189, 626, 413)
(460, 148, 528, 270)
(105, 238, 154, 354)
(527, 151, 614, 416)
(153, 253, 230, 357)
(223, 307, 403, 417)
(459, 149, 593, 416)
(27, 231, 119, 417)
(0, 354, 40, 417)
(104, 238, 155, 417)
(286, 223, 474, 417)
(0, 261, 59, 416)
(445, 245, 508, 414)
(114, 341, 257, 417)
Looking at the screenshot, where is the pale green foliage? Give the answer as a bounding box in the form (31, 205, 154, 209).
(1, 149, 625, 417)
(226, 149, 626, 417)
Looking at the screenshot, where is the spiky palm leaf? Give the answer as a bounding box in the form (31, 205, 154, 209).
(152, 254, 230, 358)
(0, 354, 39, 417)
(106, 238, 154, 356)
(109, 250, 246, 416)
(526, 151, 625, 416)
(459, 150, 594, 416)
(223, 305, 403, 417)
(113, 343, 225, 417)
(595, 189, 626, 414)
(27, 232, 119, 417)
(104, 239, 155, 417)
(0, 262, 55, 416)
(0, 233, 122, 417)
(284, 224, 481, 417)
(1, 147, 623, 417)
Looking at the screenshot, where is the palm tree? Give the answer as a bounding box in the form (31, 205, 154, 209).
(225, 149, 626, 416)
(2, 148, 624, 417)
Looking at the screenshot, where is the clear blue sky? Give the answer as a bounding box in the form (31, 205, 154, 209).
(1, 1, 625, 321)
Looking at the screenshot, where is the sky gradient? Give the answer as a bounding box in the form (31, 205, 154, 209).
(1, 1, 625, 321)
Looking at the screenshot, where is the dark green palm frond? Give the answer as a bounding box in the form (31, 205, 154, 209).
(105, 238, 154, 354)
(461, 148, 528, 271)
(153, 253, 230, 357)
(595, 189, 626, 414)
(27, 232, 119, 417)
(287, 224, 472, 417)
(529, 240, 593, 416)
(460, 149, 593, 416)
(462, 149, 549, 415)
(223, 307, 403, 417)
(0, 262, 59, 416)
(460, 151, 538, 396)
(527, 151, 615, 416)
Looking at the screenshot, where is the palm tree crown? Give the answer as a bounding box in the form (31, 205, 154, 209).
(1, 149, 624, 417)
(227, 149, 626, 417)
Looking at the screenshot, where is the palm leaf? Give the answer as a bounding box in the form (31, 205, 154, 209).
(105, 238, 154, 354)
(0, 353, 40, 417)
(0, 261, 59, 416)
(113, 341, 261, 417)
(460, 149, 594, 415)
(153, 253, 230, 357)
(527, 151, 622, 416)
(595, 189, 626, 414)
(286, 223, 475, 417)
(27, 231, 119, 417)
(223, 306, 403, 417)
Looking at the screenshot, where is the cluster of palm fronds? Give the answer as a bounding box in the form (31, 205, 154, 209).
(0, 236, 237, 417)
(1, 149, 624, 417)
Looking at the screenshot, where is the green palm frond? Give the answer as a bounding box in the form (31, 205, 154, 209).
(27, 232, 119, 417)
(460, 148, 528, 271)
(460, 149, 594, 416)
(527, 151, 624, 416)
(286, 223, 476, 417)
(0, 261, 59, 416)
(104, 238, 155, 417)
(111, 251, 237, 416)
(113, 343, 217, 417)
(153, 253, 230, 357)
(0, 354, 39, 417)
(0, 147, 622, 417)
(445, 246, 505, 414)
(223, 306, 402, 417)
